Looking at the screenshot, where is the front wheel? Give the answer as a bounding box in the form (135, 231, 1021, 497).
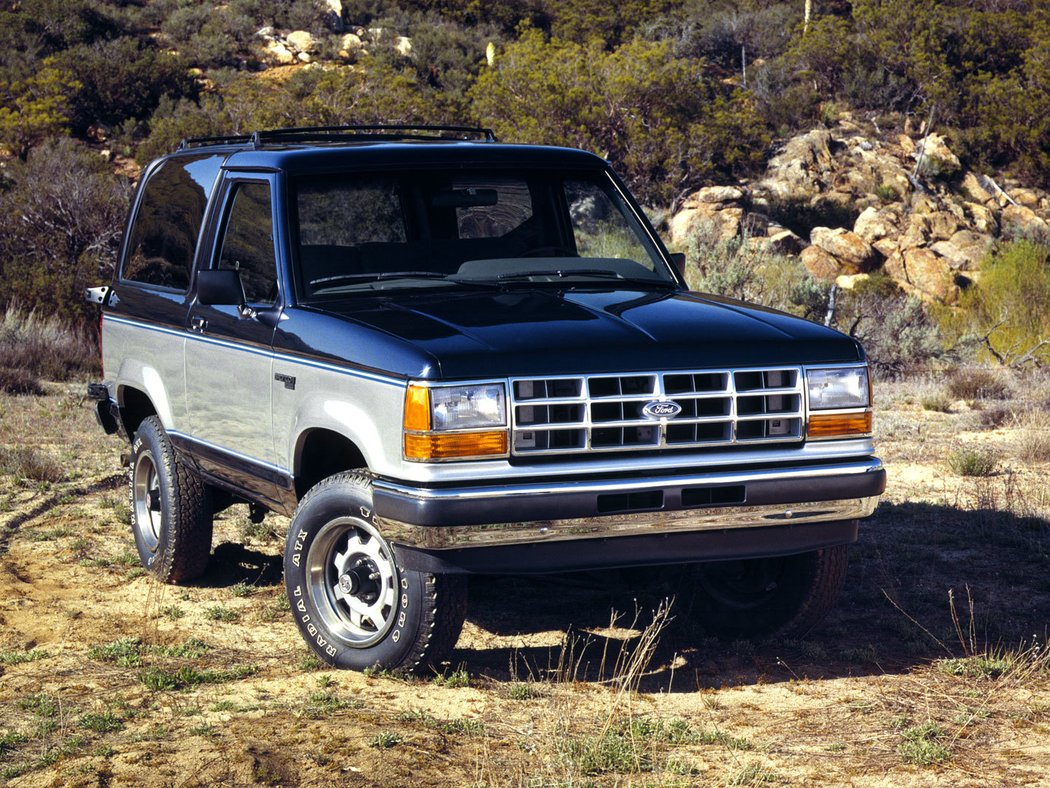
(687, 545, 849, 638)
(284, 472, 467, 672)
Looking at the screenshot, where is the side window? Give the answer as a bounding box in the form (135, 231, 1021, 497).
(217, 182, 278, 305)
(122, 155, 221, 290)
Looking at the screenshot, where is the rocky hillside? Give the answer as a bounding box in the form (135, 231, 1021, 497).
(670, 119, 1050, 305)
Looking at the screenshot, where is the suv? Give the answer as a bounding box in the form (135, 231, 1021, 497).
(88, 125, 885, 672)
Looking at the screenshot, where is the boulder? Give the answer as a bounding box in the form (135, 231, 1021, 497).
(835, 273, 871, 291)
(266, 41, 296, 65)
(286, 30, 315, 53)
(685, 185, 745, 206)
(897, 134, 916, 156)
(961, 172, 994, 205)
(902, 248, 955, 301)
(256, 26, 275, 40)
(926, 210, 960, 242)
(810, 226, 878, 272)
(801, 245, 841, 280)
(853, 205, 900, 245)
(341, 32, 364, 50)
(873, 237, 898, 258)
(1008, 187, 1043, 209)
(766, 229, 805, 256)
(913, 133, 961, 177)
(1001, 203, 1050, 238)
(930, 230, 988, 271)
(964, 202, 999, 235)
(757, 129, 834, 200)
(395, 36, 413, 57)
(668, 204, 743, 246)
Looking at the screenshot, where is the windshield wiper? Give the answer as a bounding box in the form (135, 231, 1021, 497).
(494, 269, 675, 288)
(312, 271, 449, 287)
(496, 268, 625, 282)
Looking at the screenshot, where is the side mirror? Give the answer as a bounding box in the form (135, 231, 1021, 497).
(197, 269, 245, 307)
(669, 252, 686, 278)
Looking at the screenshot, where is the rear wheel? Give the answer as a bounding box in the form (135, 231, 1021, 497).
(284, 472, 467, 672)
(688, 545, 849, 638)
(129, 416, 212, 583)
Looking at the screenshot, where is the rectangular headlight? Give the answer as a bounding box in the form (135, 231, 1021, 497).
(403, 382, 509, 461)
(807, 367, 870, 410)
(431, 384, 506, 430)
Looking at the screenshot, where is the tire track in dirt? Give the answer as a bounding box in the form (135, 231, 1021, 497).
(0, 472, 125, 556)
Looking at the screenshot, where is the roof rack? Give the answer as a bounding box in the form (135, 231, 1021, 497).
(177, 124, 497, 151)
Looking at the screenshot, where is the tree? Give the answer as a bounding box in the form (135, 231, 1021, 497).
(0, 60, 80, 160)
(469, 30, 770, 205)
(0, 138, 131, 323)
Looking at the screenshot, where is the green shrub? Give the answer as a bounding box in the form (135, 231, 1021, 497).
(946, 446, 998, 477)
(946, 241, 1050, 368)
(685, 233, 830, 322)
(54, 37, 196, 135)
(470, 30, 770, 205)
(898, 721, 951, 766)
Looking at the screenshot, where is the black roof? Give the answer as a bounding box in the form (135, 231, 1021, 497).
(168, 125, 606, 174)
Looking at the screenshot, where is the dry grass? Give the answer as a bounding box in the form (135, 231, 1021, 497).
(0, 305, 99, 392)
(1, 375, 1049, 784)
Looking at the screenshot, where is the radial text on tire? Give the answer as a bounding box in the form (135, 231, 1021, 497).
(283, 471, 468, 673)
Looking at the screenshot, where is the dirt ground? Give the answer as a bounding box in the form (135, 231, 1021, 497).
(1, 378, 1049, 786)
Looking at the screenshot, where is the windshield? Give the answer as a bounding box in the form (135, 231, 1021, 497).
(292, 169, 676, 299)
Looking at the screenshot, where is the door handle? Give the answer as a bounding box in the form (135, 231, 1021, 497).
(189, 316, 208, 334)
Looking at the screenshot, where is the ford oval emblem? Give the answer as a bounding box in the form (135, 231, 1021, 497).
(642, 400, 682, 420)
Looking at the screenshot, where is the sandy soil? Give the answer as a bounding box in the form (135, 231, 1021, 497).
(1, 379, 1049, 785)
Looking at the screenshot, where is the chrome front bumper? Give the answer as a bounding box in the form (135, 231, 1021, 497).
(374, 458, 885, 551)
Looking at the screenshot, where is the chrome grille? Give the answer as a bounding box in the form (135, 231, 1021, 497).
(510, 367, 804, 456)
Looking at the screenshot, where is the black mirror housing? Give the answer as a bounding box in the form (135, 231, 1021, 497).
(197, 269, 245, 307)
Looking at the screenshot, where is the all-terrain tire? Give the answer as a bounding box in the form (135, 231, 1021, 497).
(688, 544, 849, 638)
(129, 416, 213, 583)
(283, 471, 468, 673)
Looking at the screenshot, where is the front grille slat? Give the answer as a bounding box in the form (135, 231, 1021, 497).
(509, 368, 804, 456)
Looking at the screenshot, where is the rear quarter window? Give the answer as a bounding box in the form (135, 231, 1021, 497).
(121, 155, 224, 290)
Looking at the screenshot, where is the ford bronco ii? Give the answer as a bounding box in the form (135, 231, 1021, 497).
(88, 125, 885, 671)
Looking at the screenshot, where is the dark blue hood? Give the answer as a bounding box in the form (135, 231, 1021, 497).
(282, 287, 864, 379)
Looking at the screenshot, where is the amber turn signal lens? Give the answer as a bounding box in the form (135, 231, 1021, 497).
(404, 430, 508, 460)
(404, 385, 431, 432)
(808, 411, 873, 439)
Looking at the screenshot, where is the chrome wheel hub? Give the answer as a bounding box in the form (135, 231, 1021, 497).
(306, 517, 398, 648)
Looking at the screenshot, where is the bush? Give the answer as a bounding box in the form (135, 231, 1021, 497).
(946, 446, 999, 477)
(0, 138, 131, 326)
(834, 276, 945, 378)
(0, 306, 99, 383)
(53, 37, 196, 135)
(946, 368, 1012, 402)
(946, 240, 1050, 368)
(685, 232, 830, 321)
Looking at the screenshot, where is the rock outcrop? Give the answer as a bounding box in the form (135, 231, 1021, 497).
(669, 119, 1050, 304)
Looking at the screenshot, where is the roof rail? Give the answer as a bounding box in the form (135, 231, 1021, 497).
(177, 124, 497, 151)
(176, 133, 254, 151)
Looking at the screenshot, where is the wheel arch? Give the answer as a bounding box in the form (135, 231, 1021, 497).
(293, 428, 368, 501)
(117, 385, 159, 440)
